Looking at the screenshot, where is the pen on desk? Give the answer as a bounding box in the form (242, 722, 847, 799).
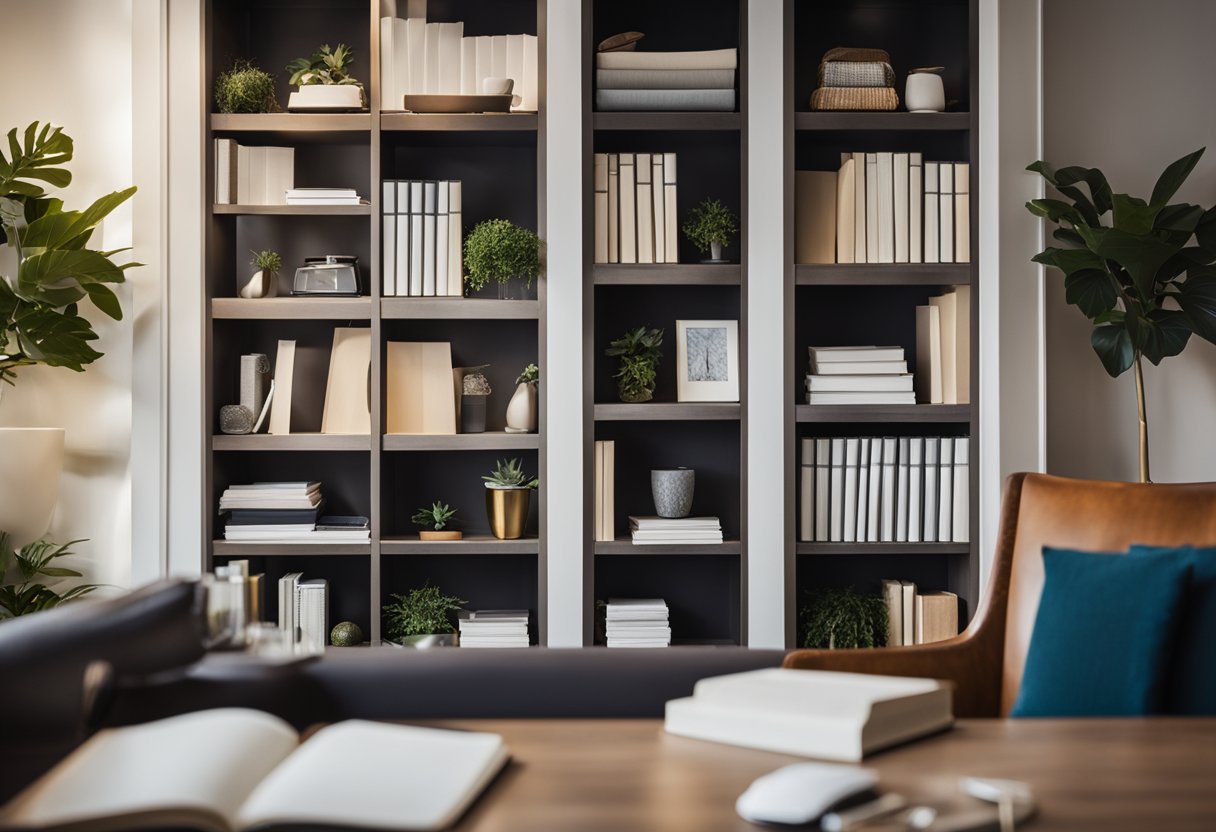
(821, 792, 909, 832)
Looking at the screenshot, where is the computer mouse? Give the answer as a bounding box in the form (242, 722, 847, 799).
(736, 762, 878, 826)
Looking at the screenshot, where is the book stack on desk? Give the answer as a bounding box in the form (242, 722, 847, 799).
(805, 346, 914, 405)
(629, 516, 723, 545)
(458, 610, 530, 648)
(606, 598, 671, 648)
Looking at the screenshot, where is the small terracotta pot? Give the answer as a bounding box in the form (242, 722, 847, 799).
(419, 530, 463, 541)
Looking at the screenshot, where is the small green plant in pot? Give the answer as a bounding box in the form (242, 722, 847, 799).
(605, 326, 663, 403)
(483, 458, 538, 540)
(799, 587, 888, 650)
(286, 43, 366, 111)
(505, 362, 539, 434)
(0, 533, 99, 620)
(214, 59, 278, 114)
(240, 249, 282, 299)
(382, 583, 466, 648)
(412, 501, 460, 541)
(463, 219, 543, 299)
(683, 198, 739, 263)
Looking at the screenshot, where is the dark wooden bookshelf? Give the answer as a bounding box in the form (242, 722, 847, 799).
(212, 541, 371, 557)
(381, 536, 540, 556)
(380, 298, 540, 319)
(794, 264, 971, 286)
(382, 432, 541, 452)
(794, 112, 971, 132)
(594, 403, 742, 422)
(595, 540, 743, 556)
(593, 264, 742, 286)
(795, 404, 971, 424)
(593, 112, 742, 132)
(212, 297, 374, 320)
(212, 434, 372, 452)
(211, 203, 372, 216)
(380, 113, 538, 132)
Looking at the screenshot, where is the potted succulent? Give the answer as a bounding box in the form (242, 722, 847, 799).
(412, 501, 461, 541)
(483, 458, 538, 540)
(239, 249, 281, 299)
(799, 587, 888, 650)
(505, 362, 538, 434)
(0, 122, 138, 544)
(382, 583, 466, 648)
(460, 370, 491, 433)
(463, 219, 543, 299)
(605, 326, 664, 403)
(682, 198, 739, 263)
(214, 59, 278, 114)
(0, 534, 99, 619)
(286, 43, 366, 112)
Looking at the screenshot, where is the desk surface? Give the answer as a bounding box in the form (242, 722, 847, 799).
(421, 718, 1216, 832)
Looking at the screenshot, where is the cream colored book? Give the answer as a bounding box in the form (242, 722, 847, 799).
(853, 151, 867, 264)
(267, 340, 296, 435)
(386, 342, 456, 434)
(619, 153, 637, 264)
(438, 22, 463, 95)
(460, 37, 476, 95)
(894, 152, 909, 263)
(795, 171, 836, 264)
(901, 581, 917, 646)
(954, 285, 971, 404)
(405, 18, 426, 96)
(423, 22, 441, 95)
(652, 154, 666, 264)
(379, 17, 395, 109)
(909, 153, 923, 263)
(915, 591, 959, 645)
(954, 163, 970, 263)
(320, 328, 371, 434)
(799, 437, 815, 541)
(938, 162, 954, 264)
(0, 709, 508, 832)
(595, 440, 605, 541)
(608, 154, 620, 264)
(505, 34, 524, 110)
(663, 153, 678, 263)
(865, 153, 878, 262)
(604, 439, 616, 541)
(594, 153, 609, 263)
(915, 305, 943, 404)
(836, 155, 855, 264)
(447, 181, 463, 297)
(881, 579, 903, 647)
(636, 153, 654, 264)
(521, 35, 538, 112)
(596, 48, 738, 71)
(930, 292, 959, 404)
(876, 151, 894, 264)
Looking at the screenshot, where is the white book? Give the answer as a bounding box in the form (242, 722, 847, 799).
(954, 286, 971, 404)
(521, 35, 539, 112)
(806, 392, 916, 405)
(506, 34, 524, 111)
(438, 22, 463, 95)
(894, 152, 909, 263)
(435, 182, 450, 297)
(954, 162, 971, 263)
(663, 153, 679, 263)
(909, 153, 923, 263)
(460, 37, 476, 95)
(296, 578, 328, 655)
(382, 181, 396, 296)
(915, 305, 943, 404)
(380, 18, 395, 110)
(952, 437, 969, 543)
(829, 437, 845, 542)
(635, 153, 654, 264)
(880, 436, 897, 542)
(422, 181, 437, 296)
(392, 18, 410, 107)
(491, 35, 507, 82)
(809, 345, 904, 363)
(215, 138, 235, 204)
(395, 182, 410, 298)
(799, 438, 815, 542)
(423, 22, 442, 95)
(268, 340, 296, 435)
(939, 162, 954, 264)
(594, 153, 609, 263)
(876, 151, 894, 263)
(908, 437, 923, 543)
(923, 438, 940, 543)
(236, 144, 251, 204)
(815, 437, 831, 543)
(853, 151, 867, 264)
(447, 181, 463, 297)
(865, 153, 879, 263)
(608, 154, 620, 264)
(619, 153, 637, 264)
(405, 18, 426, 96)
(652, 154, 666, 264)
(842, 437, 860, 543)
(895, 437, 910, 542)
(805, 375, 913, 392)
(278, 572, 300, 641)
(923, 162, 940, 263)
(474, 36, 492, 100)
(664, 668, 953, 763)
(408, 181, 424, 296)
(938, 435, 954, 542)
(812, 360, 908, 375)
(866, 437, 882, 542)
(855, 438, 870, 543)
(901, 581, 917, 646)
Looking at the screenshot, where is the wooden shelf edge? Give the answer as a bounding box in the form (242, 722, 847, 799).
(381, 536, 540, 555)
(212, 204, 371, 216)
(594, 403, 741, 421)
(795, 404, 971, 424)
(211, 297, 373, 320)
(380, 298, 540, 320)
(380, 112, 538, 132)
(595, 540, 741, 555)
(793, 112, 971, 131)
(212, 434, 371, 451)
(593, 264, 742, 286)
(212, 541, 370, 556)
(795, 264, 971, 286)
(210, 113, 372, 133)
(382, 432, 541, 451)
(593, 112, 741, 131)
(796, 543, 971, 556)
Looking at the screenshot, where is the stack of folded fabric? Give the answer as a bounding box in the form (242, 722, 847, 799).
(595, 47, 738, 112)
(810, 47, 898, 111)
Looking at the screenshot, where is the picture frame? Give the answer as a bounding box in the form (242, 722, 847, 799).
(676, 319, 739, 402)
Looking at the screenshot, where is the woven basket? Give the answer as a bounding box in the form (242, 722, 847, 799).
(818, 61, 896, 88)
(822, 46, 891, 64)
(810, 86, 899, 111)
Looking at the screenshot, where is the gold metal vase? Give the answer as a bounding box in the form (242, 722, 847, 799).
(486, 487, 531, 540)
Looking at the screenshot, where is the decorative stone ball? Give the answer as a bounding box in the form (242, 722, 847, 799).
(330, 621, 364, 647)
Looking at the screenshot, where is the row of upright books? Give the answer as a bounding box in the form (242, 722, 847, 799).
(605, 599, 671, 648)
(219, 482, 370, 544)
(799, 436, 969, 544)
(213, 141, 293, 205)
(595, 48, 737, 112)
(278, 572, 329, 653)
(381, 180, 464, 298)
(593, 152, 678, 264)
(458, 610, 530, 648)
(795, 154, 970, 265)
(915, 287, 971, 405)
(881, 580, 959, 646)
(806, 345, 913, 405)
(379, 17, 538, 110)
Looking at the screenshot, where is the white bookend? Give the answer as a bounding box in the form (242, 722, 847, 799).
(923, 438, 940, 543)
(405, 18, 426, 96)
(635, 153, 654, 264)
(799, 438, 815, 542)
(652, 154, 666, 264)
(594, 153, 609, 263)
(842, 438, 861, 543)
(915, 305, 943, 404)
(939, 162, 954, 264)
(268, 340, 297, 435)
(663, 153, 678, 262)
(382, 180, 396, 296)
(853, 151, 867, 264)
(422, 181, 437, 296)
(880, 436, 897, 542)
(435, 182, 450, 297)
(938, 435, 954, 542)
(474, 36, 492, 98)
(855, 439, 870, 543)
(506, 34, 524, 111)
(829, 437, 845, 542)
(866, 437, 882, 542)
(894, 152, 910, 263)
(865, 153, 879, 263)
(447, 181, 463, 297)
(836, 154, 856, 264)
(491, 35, 507, 81)
(619, 153, 637, 264)
(901, 581, 917, 646)
(907, 437, 923, 543)
(438, 22, 463, 95)
(380, 18, 395, 110)
(895, 436, 910, 542)
(423, 22, 441, 94)
(876, 152, 894, 263)
(460, 37, 476, 95)
(392, 18, 409, 104)
(954, 286, 971, 403)
(608, 154, 620, 263)
(408, 181, 424, 296)
(395, 182, 410, 297)
(930, 292, 959, 404)
(909, 153, 923, 263)
(954, 162, 971, 263)
(952, 437, 969, 542)
(815, 438, 831, 542)
(882, 579, 903, 647)
(522, 35, 538, 112)
(923, 162, 940, 263)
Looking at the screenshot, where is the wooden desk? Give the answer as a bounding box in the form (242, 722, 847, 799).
(421, 718, 1216, 832)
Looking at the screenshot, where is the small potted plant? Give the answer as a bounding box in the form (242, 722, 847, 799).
(412, 501, 461, 541)
(463, 219, 543, 299)
(239, 249, 281, 299)
(682, 198, 739, 263)
(605, 326, 664, 403)
(799, 587, 888, 650)
(382, 583, 466, 648)
(461, 370, 491, 433)
(286, 43, 366, 112)
(214, 59, 278, 114)
(483, 458, 538, 540)
(505, 363, 539, 434)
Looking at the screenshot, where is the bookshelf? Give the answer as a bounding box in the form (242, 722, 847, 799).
(582, 0, 748, 646)
(203, 0, 547, 645)
(783, 0, 981, 646)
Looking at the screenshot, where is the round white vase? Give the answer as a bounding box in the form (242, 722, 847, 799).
(504, 382, 538, 433)
(905, 70, 946, 113)
(0, 427, 65, 545)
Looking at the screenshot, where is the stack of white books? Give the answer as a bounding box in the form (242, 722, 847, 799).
(382, 179, 463, 297)
(213, 141, 293, 205)
(606, 598, 671, 648)
(220, 483, 370, 543)
(285, 188, 364, 206)
(629, 516, 723, 545)
(805, 346, 914, 405)
(458, 610, 530, 648)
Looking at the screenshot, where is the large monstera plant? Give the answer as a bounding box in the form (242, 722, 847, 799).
(0, 122, 139, 387)
(1027, 148, 1216, 483)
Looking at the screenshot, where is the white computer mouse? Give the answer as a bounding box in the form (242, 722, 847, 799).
(736, 762, 878, 826)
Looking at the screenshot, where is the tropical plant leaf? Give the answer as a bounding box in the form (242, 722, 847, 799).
(1111, 193, 1161, 235)
(16, 248, 127, 309)
(0, 123, 73, 197)
(1055, 165, 1113, 214)
(1031, 246, 1105, 276)
(1150, 148, 1204, 207)
(1076, 226, 1179, 300)
(1053, 227, 1085, 247)
(1026, 198, 1084, 226)
(11, 304, 102, 370)
(20, 187, 136, 251)
(1139, 309, 1193, 365)
(1154, 203, 1205, 234)
(1091, 324, 1135, 377)
(1178, 270, 1216, 343)
(1064, 269, 1119, 318)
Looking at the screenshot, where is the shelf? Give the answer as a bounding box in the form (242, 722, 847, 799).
(383, 432, 540, 452)
(593, 112, 741, 132)
(211, 434, 371, 451)
(212, 297, 373, 320)
(381, 112, 538, 132)
(212, 541, 370, 557)
(380, 298, 540, 320)
(595, 540, 741, 556)
(210, 113, 372, 138)
(593, 264, 741, 286)
(796, 404, 971, 424)
(211, 204, 371, 216)
(795, 264, 971, 286)
(594, 403, 741, 421)
(797, 543, 971, 556)
(381, 535, 539, 555)
(794, 112, 972, 132)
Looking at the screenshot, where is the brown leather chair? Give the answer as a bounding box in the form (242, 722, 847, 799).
(783, 472, 1216, 717)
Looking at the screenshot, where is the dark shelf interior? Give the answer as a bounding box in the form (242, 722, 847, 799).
(595, 554, 741, 645)
(211, 451, 371, 529)
(213, 552, 372, 637)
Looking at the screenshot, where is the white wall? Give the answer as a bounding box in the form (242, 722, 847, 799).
(1043, 0, 1216, 482)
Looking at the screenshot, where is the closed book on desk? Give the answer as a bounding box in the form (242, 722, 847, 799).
(664, 668, 952, 763)
(0, 709, 509, 832)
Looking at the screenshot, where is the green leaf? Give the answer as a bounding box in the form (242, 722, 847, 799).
(1196, 207, 1216, 255)
(1150, 148, 1204, 206)
(1064, 269, 1119, 318)
(1154, 203, 1205, 234)
(82, 283, 123, 320)
(1178, 270, 1216, 343)
(1056, 165, 1113, 214)
(1077, 226, 1179, 300)
(1111, 193, 1161, 235)
(11, 305, 102, 370)
(17, 248, 127, 307)
(37, 566, 82, 578)
(1053, 227, 1086, 247)
(1026, 198, 1084, 226)
(1139, 309, 1193, 365)
(1091, 325, 1135, 377)
(0, 123, 73, 198)
(1031, 246, 1105, 276)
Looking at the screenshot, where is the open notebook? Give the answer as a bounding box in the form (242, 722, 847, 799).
(0, 709, 508, 832)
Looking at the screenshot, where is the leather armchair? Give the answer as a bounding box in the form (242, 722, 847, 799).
(783, 473, 1216, 716)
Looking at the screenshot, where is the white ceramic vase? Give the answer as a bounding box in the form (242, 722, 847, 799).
(905, 70, 946, 113)
(238, 269, 277, 299)
(505, 382, 538, 433)
(0, 427, 65, 545)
